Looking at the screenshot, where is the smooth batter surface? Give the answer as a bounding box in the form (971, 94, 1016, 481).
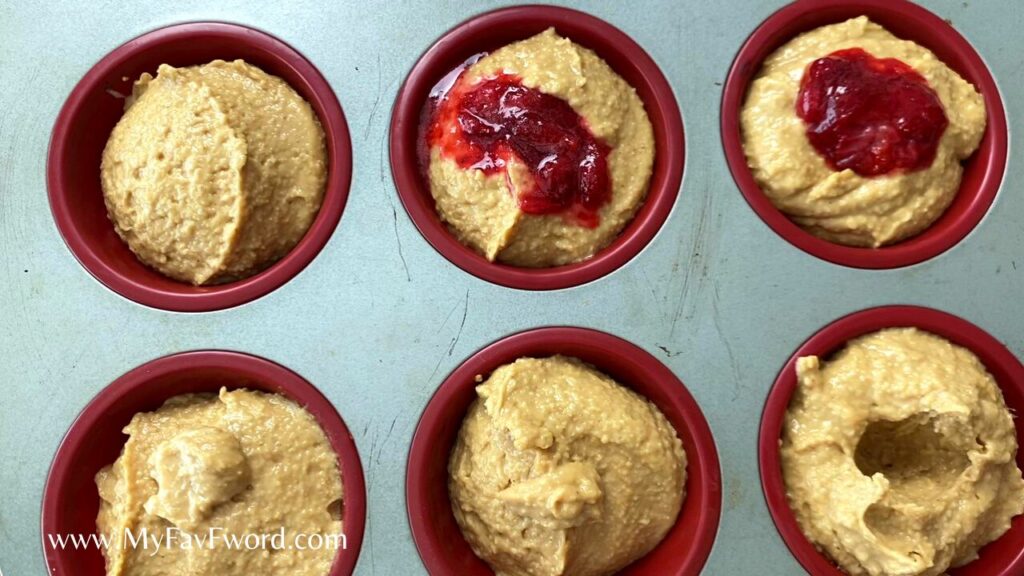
(427, 29, 655, 267)
(449, 356, 686, 576)
(101, 60, 327, 284)
(95, 388, 343, 576)
(781, 329, 1024, 576)
(741, 17, 986, 247)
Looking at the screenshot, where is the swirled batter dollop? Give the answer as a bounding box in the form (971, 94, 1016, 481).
(96, 388, 343, 576)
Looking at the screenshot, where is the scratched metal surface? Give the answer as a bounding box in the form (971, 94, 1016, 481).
(1, 0, 1022, 574)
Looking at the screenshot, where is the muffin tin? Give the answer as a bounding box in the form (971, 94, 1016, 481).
(3, 0, 1023, 574)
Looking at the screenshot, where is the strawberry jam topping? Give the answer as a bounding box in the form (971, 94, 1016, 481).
(796, 48, 948, 177)
(425, 68, 611, 228)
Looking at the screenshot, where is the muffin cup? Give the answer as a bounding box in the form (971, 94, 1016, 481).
(406, 326, 721, 575)
(721, 0, 1007, 269)
(48, 22, 352, 312)
(759, 305, 1024, 575)
(41, 350, 366, 576)
(390, 6, 684, 290)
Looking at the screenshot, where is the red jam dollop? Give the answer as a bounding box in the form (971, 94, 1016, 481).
(425, 68, 611, 228)
(796, 48, 948, 177)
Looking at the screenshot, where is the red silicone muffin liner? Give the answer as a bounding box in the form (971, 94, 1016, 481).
(390, 6, 684, 290)
(721, 0, 1007, 269)
(41, 350, 366, 576)
(406, 327, 721, 575)
(48, 22, 352, 312)
(759, 305, 1024, 575)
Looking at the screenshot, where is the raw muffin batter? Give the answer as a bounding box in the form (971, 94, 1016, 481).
(101, 59, 327, 284)
(423, 29, 655, 267)
(96, 388, 343, 576)
(449, 356, 686, 576)
(781, 328, 1024, 575)
(742, 17, 986, 247)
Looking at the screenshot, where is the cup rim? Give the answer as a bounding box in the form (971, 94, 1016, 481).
(40, 350, 367, 576)
(720, 0, 1008, 270)
(406, 326, 721, 575)
(47, 21, 352, 312)
(758, 305, 1024, 575)
(389, 5, 684, 290)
